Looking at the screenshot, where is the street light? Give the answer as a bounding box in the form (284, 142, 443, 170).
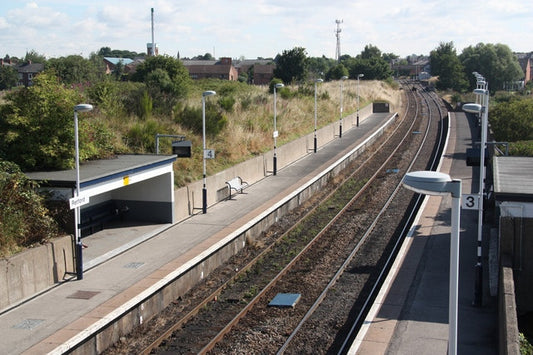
(314, 78, 323, 153)
(338, 75, 348, 138)
(202, 90, 216, 214)
(273, 83, 284, 175)
(73, 103, 93, 280)
(357, 74, 364, 127)
(463, 78, 489, 306)
(402, 171, 462, 355)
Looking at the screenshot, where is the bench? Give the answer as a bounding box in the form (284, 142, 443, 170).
(79, 202, 122, 236)
(226, 176, 249, 200)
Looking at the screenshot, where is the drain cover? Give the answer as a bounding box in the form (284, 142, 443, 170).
(67, 290, 100, 300)
(124, 262, 145, 269)
(13, 319, 44, 330)
(268, 293, 301, 308)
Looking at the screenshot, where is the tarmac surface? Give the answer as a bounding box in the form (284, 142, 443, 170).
(0, 108, 500, 354)
(352, 111, 498, 354)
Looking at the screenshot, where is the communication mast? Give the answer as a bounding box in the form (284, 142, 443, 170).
(147, 8, 158, 56)
(335, 19, 343, 62)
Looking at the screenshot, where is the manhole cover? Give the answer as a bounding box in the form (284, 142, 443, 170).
(67, 290, 100, 300)
(268, 293, 301, 308)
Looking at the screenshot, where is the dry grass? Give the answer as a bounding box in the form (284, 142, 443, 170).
(158, 80, 399, 186)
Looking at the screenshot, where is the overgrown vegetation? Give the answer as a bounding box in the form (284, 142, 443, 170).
(0, 160, 59, 257)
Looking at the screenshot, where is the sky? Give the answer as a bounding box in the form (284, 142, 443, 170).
(1, 0, 532, 60)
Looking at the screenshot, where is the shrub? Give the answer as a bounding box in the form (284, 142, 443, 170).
(0, 160, 58, 257)
(218, 96, 236, 112)
(176, 102, 227, 136)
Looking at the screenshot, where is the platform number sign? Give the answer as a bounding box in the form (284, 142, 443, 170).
(204, 149, 215, 159)
(462, 194, 479, 210)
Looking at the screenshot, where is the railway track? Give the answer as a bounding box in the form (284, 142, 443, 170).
(103, 80, 448, 355)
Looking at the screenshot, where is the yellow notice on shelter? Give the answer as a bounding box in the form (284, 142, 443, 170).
(123, 175, 129, 186)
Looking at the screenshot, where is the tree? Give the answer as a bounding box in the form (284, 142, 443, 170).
(274, 47, 309, 84)
(0, 65, 18, 90)
(23, 50, 46, 64)
(0, 72, 85, 171)
(308, 56, 336, 79)
(342, 44, 393, 80)
(46, 55, 104, 84)
(131, 55, 191, 114)
(459, 43, 523, 92)
(326, 63, 349, 81)
(430, 42, 467, 91)
(490, 97, 533, 142)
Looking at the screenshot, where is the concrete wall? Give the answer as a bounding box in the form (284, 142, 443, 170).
(499, 216, 533, 313)
(499, 256, 521, 355)
(0, 235, 74, 311)
(173, 103, 374, 221)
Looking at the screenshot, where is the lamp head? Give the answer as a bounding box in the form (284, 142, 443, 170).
(275, 83, 285, 89)
(462, 103, 482, 113)
(402, 171, 453, 196)
(315, 78, 323, 83)
(341, 76, 348, 80)
(203, 90, 216, 97)
(358, 74, 364, 78)
(74, 104, 93, 112)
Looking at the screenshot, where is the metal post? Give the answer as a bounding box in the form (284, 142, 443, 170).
(474, 84, 488, 306)
(273, 83, 283, 175)
(74, 110, 83, 280)
(449, 179, 462, 355)
(202, 95, 207, 214)
(314, 80, 318, 153)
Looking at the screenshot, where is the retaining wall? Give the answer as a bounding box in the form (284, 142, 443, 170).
(499, 256, 521, 355)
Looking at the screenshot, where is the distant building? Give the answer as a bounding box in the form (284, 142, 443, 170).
(234, 59, 275, 85)
(16, 61, 44, 87)
(103, 57, 134, 75)
(147, 43, 159, 56)
(182, 57, 239, 81)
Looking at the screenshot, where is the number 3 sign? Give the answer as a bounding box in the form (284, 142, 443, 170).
(462, 194, 479, 210)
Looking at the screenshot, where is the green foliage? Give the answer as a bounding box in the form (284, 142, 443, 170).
(0, 65, 19, 90)
(430, 42, 468, 92)
(490, 97, 533, 142)
(176, 102, 227, 136)
(0, 160, 58, 257)
(138, 90, 153, 119)
(97, 47, 141, 58)
(0, 72, 85, 171)
(274, 47, 309, 84)
(78, 119, 116, 160)
(460, 43, 523, 92)
(24, 50, 46, 64)
(132, 55, 191, 115)
(340, 44, 393, 80)
(46, 55, 104, 84)
(509, 141, 533, 156)
(520, 332, 533, 355)
(218, 96, 235, 112)
(126, 119, 164, 153)
(325, 64, 349, 81)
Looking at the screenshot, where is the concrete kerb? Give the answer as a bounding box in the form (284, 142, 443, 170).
(43, 111, 398, 354)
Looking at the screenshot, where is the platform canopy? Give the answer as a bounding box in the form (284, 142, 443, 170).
(26, 154, 177, 226)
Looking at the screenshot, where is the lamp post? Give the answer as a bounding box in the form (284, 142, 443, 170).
(402, 171, 462, 355)
(357, 74, 364, 127)
(314, 78, 323, 153)
(273, 83, 284, 175)
(339, 75, 348, 138)
(73, 103, 93, 280)
(463, 77, 489, 306)
(202, 90, 216, 214)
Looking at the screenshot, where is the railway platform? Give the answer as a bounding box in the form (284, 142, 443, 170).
(0, 111, 396, 354)
(352, 111, 499, 354)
